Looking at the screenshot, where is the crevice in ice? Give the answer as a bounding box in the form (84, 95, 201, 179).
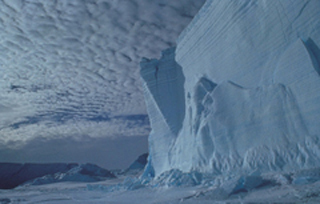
(273, 38, 320, 86)
(193, 77, 217, 134)
(154, 66, 159, 80)
(292, 1, 310, 24)
(304, 38, 320, 76)
(199, 125, 214, 162)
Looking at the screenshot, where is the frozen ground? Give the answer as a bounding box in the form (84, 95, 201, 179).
(1, 170, 320, 204)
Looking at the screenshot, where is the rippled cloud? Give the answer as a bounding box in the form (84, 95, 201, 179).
(0, 0, 205, 147)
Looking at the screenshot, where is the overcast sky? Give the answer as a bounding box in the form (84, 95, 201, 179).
(0, 0, 205, 169)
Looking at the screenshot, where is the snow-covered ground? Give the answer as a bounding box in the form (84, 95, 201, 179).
(2, 169, 320, 204)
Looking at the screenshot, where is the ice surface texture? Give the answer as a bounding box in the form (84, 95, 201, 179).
(141, 0, 320, 177)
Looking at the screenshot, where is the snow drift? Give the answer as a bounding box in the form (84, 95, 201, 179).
(141, 0, 320, 177)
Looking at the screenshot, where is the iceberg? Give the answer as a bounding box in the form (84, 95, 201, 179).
(140, 0, 320, 177)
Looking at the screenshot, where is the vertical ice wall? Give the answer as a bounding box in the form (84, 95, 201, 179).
(141, 0, 320, 177)
(140, 48, 185, 175)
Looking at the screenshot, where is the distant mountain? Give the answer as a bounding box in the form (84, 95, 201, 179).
(127, 153, 148, 171)
(27, 163, 116, 186)
(113, 153, 148, 176)
(0, 163, 115, 189)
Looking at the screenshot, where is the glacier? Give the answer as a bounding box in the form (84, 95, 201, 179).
(140, 0, 320, 177)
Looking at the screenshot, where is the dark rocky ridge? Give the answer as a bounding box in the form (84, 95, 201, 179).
(0, 163, 115, 189)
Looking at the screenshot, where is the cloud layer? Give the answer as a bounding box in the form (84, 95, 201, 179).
(0, 135, 148, 169)
(0, 0, 205, 147)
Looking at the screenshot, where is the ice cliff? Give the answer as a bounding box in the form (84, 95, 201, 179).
(140, 0, 320, 177)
